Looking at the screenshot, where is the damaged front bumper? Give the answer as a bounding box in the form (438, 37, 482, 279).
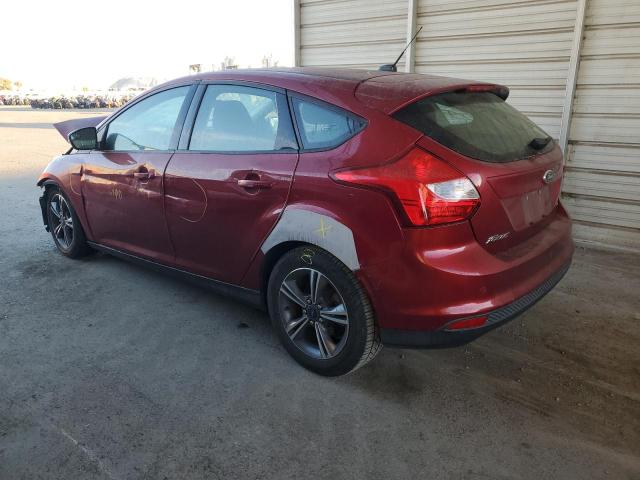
(39, 192, 49, 231)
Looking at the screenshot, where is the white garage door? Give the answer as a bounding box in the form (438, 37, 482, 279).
(413, 0, 577, 140)
(563, 0, 640, 249)
(298, 0, 409, 70)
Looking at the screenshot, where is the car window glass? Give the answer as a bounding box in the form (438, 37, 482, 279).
(189, 85, 295, 152)
(104, 86, 189, 151)
(393, 91, 552, 163)
(292, 98, 365, 150)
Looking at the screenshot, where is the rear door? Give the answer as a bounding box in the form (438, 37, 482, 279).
(394, 89, 564, 253)
(82, 85, 194, 262)
(164, 83, 299, 283)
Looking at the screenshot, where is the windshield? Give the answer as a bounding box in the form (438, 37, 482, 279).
(393, 91, 553, 163)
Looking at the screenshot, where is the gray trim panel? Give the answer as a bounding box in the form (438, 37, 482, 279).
(261, 208, 360, 270)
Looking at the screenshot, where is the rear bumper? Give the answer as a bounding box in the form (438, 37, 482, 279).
(380, 260, 571, 348)
(358, 203, 574, 344)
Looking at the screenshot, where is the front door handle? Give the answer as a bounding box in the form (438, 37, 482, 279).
(237, 179, 273, 189)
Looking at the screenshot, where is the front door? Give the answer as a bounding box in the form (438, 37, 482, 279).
(82, 86, 192, 262)
(164, 84, 299, 284)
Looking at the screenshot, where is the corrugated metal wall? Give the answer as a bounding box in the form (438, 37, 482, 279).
(296, 0, 640, 251)
(563, 0, 640, 249)
(298, 0, 408, 70)
(413, 0, 577, 140)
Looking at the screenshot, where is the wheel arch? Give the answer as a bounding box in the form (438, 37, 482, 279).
(260, 240, 375, 321)
(260, 207, 360, 269)
(37, 177, 62, 190)
(37, 179, 63, 231)
(260, 240, 310, 309)
(256, 206, 362, 309)
(37, 177, 93, 241)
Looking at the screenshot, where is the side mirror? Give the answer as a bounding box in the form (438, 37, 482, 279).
(68, 127, 98, 150)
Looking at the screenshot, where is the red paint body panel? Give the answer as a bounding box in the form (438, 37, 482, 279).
(359, 205, 572, 331)
(38, 68, 573, 344)
(38, 157, 92, 238)
(415, 136, 565, 254)
(164, 151, 299, 284)
(81, 151, 175, 262)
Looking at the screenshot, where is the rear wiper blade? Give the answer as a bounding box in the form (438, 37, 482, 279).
(529, 136, 552, 150)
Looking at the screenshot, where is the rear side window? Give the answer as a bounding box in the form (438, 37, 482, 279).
(393, 91, 553, 162)
(189, 85, 297, 152)
(292, 98, 366, 150)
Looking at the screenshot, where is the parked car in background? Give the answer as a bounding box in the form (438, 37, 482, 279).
(38, 68, 573, 376)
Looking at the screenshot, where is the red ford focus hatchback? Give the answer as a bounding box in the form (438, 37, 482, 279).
(38, 68, 573, 376)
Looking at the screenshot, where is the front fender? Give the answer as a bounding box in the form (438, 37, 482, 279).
(37, 162, 68, 232)
(36, 154, 92, 240)
(37, 155, 72, 189)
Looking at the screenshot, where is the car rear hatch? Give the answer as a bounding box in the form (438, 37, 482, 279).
(382, 82, 564, 254)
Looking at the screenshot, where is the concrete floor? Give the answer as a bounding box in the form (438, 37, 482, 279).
(0, 106, 639, 479)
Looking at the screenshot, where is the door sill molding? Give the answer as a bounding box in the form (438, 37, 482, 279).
(87, 242, 264, 309)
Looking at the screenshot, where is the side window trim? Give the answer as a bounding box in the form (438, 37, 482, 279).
(178, 81, 299, 154)
(178, 83, 206, 150)
(98, 83, 198, 153)
(286, 92, 304, 152)
(170, 84, 198, 149)
(287, 92, 367, 152)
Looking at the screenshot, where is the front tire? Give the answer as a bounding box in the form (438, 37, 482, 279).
(267, 246, 381, 376)
(45, 187, 91, 258)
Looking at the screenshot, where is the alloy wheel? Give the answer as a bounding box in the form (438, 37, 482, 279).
(278, 268, 349, 360)
(50, 194, 74, 250)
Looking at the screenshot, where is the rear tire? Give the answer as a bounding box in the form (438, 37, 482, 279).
(45, 187, 92, 259)
(267, 246, 381, 376)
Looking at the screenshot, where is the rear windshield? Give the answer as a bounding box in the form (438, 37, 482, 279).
(393, 91, 553, 163)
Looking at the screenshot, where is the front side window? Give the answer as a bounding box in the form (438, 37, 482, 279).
(292, 98, 366, 150)
(104, 86, 189, 151)
(189, 85, 297, 152)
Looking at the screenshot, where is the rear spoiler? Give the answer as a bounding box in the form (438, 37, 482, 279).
(457, 84, 509, 100)
(53, 115, 109, 143)
(355, 75, 510, 115)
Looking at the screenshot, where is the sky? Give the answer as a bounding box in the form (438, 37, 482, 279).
(0, 0, 294, 92)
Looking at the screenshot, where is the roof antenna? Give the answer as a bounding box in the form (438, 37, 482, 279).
(379, 26, 423, 72)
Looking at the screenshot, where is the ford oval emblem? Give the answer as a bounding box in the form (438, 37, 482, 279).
(543, 169, 557, 184)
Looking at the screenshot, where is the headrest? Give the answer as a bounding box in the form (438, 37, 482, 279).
(211, 100, 252, 133)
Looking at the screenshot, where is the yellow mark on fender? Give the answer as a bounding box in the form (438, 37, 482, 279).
(315, 218, 332, 238)
(111, 187, 123, 200)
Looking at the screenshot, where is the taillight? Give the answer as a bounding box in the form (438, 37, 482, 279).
(331, 148, 480, 226)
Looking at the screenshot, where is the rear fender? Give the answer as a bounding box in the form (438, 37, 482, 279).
(241, 206, 361, 307)
(260, 207, 360, 271)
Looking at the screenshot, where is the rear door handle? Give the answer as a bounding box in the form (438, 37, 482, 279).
(132, 167, 155, 181)
(237, 179, 273, 189)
